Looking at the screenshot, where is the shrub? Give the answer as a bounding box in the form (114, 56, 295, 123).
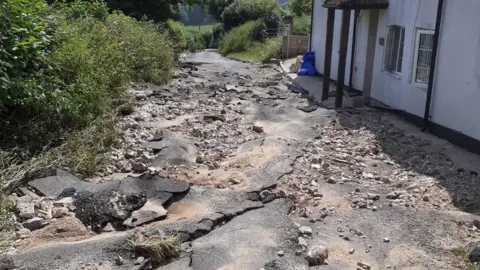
(165, 20, 206, 55)
(0, 0, 56, 110)
(219, 20, 266, 55)
(292, 15, 311, 36)
(221, 0, 281, 30)
(0, 0, 175, 151)
(209, 23, 225, 48)
(165, 19, 188, 57)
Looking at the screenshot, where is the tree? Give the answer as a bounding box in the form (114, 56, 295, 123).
(221, 0, 281, 30)
(47, 0, 206, 22)
(287, 0, 312, 17)
(205, 0, 234, 21)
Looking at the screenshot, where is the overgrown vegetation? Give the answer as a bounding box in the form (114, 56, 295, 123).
(292, 14, 311, 36)
(219, 20, 267, 55)
(228, 37, 282, 62)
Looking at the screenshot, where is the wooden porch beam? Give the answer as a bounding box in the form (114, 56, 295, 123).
(321, 8, 335, 101)
(335, 10, 351, 108)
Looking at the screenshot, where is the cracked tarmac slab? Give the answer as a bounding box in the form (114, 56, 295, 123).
(160, 199, 308, 270)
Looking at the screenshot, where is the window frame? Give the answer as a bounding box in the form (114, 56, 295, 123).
(383, 25, 405, 75)
(412, 29, 435, 85)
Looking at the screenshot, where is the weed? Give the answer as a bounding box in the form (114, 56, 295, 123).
(131, 230, 182, 266)
(219, 20, 266, 56)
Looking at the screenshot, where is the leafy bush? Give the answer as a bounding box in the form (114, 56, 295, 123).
(219, 20, 266, 55)
(209, 23, 225, 48)
(0, 0, 56, 110)
(0, 0, 175, 151)
(165, 20, 206, 55)
(221, 0, 281, 30)
(292, 15, 311, 36)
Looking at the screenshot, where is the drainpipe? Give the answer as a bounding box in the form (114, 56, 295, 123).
(422, 0, 444, 131)
(348, 9, 360, 91)
(308, 0, 315, 50)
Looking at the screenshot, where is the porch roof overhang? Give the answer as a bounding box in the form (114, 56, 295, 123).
(322, 0, 389, 10)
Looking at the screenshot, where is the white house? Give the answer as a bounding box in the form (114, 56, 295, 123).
(310, 0, 480, 153)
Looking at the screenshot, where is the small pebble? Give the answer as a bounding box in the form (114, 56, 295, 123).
(349, 248, 355, 254)
(383, 238, 390, 243)
(277, 250, 284, 257)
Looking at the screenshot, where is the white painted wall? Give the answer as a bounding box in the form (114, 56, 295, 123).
(430, 0, 480, 141)
(311, 0, 480, 142)
(370, 0, 437, 117)
(311, 3, 372, 91)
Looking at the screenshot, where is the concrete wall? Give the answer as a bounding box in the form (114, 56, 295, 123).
(430, 0, 480, 141)
(282, 35, 310, 59)
(370, 0, 437, 118)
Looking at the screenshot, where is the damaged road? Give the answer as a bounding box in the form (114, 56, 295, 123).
(5, 50, 480, 270)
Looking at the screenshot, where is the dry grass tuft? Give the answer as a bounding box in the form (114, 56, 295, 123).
(0, 187, 14, 252)
(130, 230, 182, 266)
(0, 113, 122, 191)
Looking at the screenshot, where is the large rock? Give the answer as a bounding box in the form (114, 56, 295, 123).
(124, 199, 168, 227)
(22, 217, 51, 231)
(306, 245, 328, 266)
(468, 241, 480, 263)
(74, 189, 146, 232)
(28, 169, 92, 198)
(16, 203, 35, 220)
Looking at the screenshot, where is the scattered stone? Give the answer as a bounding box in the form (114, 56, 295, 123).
(357, 261, 372, 269)
(372, 206, 378, 211)
(52, 207, 69, 218)
(367, 193, 380, 200)
(253, 124, 264, 133)
(16, 228, 32, 239)
(295, 250, 302, 256)
(306, 245, 328, 266)
(349, 248, 355, 254)
(423, 195, 430, 202)
(16, 195, 32, 204)
(123, 199, 168, 227)
(298, 237, 308, 248)
(277, 250, 284, 257)
(16, 203, 35, 220)
(133, 162, 148, 172)
(22, 217, 51, 231)
(386, 191, 401, 199)
(327, 178, 337, 184)
(135, 256, 145, 265)
(196, 156, 204, 164)
(299, 226, 313, 236)
(383, 238, 390, 243)
(102, 223, 115, 232)
(114, 255, 124, 266)
(473, 219, 480, 230)
(203, 115, 226, 122)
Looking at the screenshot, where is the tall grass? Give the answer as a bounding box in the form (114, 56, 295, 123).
(228, 37, 282, 62)
(219, 20, 266, 55)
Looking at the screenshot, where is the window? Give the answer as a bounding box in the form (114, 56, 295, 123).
(413, 30, 434, 84)
(384, 25, 405, 73)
